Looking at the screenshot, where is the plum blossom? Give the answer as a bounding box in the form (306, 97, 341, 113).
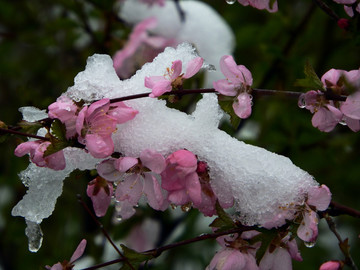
(97, 149, 168, 219)
(333, 0, 360, 17)
(237, 0, 278, 13)
(14, 140, 66, 170)
(76, 98, 138, 158)
(319, 261, 343, 270)
(145, 57, 204, 98)
(161, 149, 202, 207)
(207, 232, 260, 270)
(45, 239, 86, 270)
(87, 176, 114, 217)
(48, 96, 79, 139)
(113, 17, 177, 79)
(299, 68, 360, 132)
(296, 185, 331, 243)
(213, 55, 253, 119)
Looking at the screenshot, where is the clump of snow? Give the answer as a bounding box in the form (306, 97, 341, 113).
(19, 107, 48, 122)
(118, 0, 235, 87)
(13, 43, 317, 245)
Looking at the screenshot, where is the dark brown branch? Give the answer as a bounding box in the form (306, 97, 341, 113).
(328, 201, 360, 218)
(313, 0, 340, 21)
(77, 195, 135, 270)
(0, 127, 49, 141)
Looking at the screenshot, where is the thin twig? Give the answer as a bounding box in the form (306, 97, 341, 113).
(0, 127, 49, 141)
(323, 214, 358, 270)
(313, 0, 340, 21)
(328, 201, 360, 218)
(77, 195, 135, 270)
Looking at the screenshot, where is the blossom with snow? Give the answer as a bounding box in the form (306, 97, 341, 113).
(45, 239, 86, 270)
(213, 55, 253, 119)
(161, 149, 202, 207)
(145, 57, 203, 98)
(76, 98, 138, 158)
(296, 185, 331, 243)
(237, 0, 278, 13)
(14, 140, 66, 171)
(97, 149, 168, 219)
(113, 17, 177, 79)
(48, 96, 79, 139)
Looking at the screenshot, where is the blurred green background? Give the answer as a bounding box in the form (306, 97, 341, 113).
(0, 0, 359, 269)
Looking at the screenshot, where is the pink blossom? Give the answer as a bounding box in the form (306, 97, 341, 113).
(161, 149, 202, 206)
(341, 90, 360, 120)
(207, 248, 259, 270)
(297, 185, 331, 243)
(76, 99, 138, 158)
(145, 57, 204, 98)
(213, 55, 253, 119)
(237, 0, 278, 13)
(87, 176, 114, 217)
(45, 239, 86, 270)
(113, 17, 177, 79)
(14, 140, 66, 170)
(108, 149, 168, 219)
(48, 96, 79, 139)
(319, 261, 342, 270)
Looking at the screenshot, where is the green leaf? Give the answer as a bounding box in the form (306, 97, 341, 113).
(18, 120, 43, 135)
(50, 119, 67, 141)
(294, 61, 323, 90)
(43, 140, 70, 157)
(218, 95, 241, 129)
(119, 244, 154, 270)
(209, 201, 234, 231)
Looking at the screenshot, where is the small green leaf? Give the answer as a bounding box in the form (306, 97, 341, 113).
(209, 201, 234, 231)
(119, 244, 154, 270)
(43, 140, 70, 157)
(50, 119, 67, 141)
(294, 61, 323, 90)
(218, 95, 241, 129)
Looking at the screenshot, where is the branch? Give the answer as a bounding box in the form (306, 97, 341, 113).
(328, 201, 360, 218)
(313, 0, 340, 21)
(77, 195, 136, 270)
(323, 214, 358, 270)
(0, 127, 49, 141)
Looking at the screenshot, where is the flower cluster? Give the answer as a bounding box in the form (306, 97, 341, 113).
(213, 55, 253, 119)
(14, 97, 138, 169)
(88, 149, 232, 219)
(299, 68, 360, 132)
(207, 185, 331, 270)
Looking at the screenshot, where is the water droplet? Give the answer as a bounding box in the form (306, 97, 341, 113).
(339, 120, 347, 126)
(298, 94, 306, 109)
(249, 95, 253, 100)
(304, 241, 316, 248)
(116, 215, 122, 222)
(25, 220, 43, 252)
(226, 0, 236, 4)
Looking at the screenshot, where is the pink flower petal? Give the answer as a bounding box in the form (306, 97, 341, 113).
(70, 239, 87, 263)
(143, 173, 168, 210)
(115, 174, 143, 204)
(86, 99, 110, 118)
(140, 149, 166, 174)
(319, 261, 342, 270)
(213, 79, 238, 96)
(76, 106, 87, 136)
(97, 159, 122, 182)
(307, 185, 332, 211)
(87, 179, 113, 217)
(345, 116, 360, 132)
(108, 102, 138, 124)
(220, 55, 242, 83)
(341, 91, 360, 120)
(311, 106, 342, 132)
(297, 208, 318, 242)
(232, 93, 252, 119)
(85, 134, 114, 158)
(170, 60, 183, 79)
(185, 173, 202, 205)
(149, 80, 173, 98)
(145, 75, 167, 89)
(114, 157, 138, 172)
(183, 57, 203, 79)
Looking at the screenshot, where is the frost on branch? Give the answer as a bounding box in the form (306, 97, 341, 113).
(13, 43, 318, 250)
